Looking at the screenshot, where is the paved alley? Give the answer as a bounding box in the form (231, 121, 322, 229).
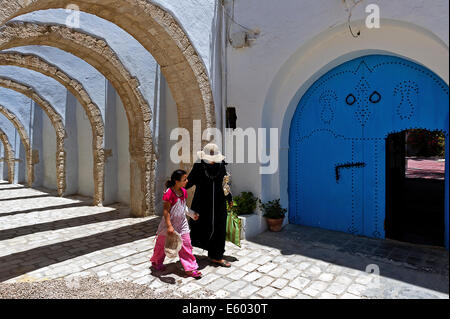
(0, 182, 448, 299)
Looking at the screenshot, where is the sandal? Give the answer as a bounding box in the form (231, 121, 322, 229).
(210, 259, 231, 268)
(185, 270, 202, 278)
(151, 263, 166, 271)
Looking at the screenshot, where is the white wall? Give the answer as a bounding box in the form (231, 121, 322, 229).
(153, 0, 217, 78)
(0, 114, 15, 181)
(76, 99, 94, 197)
(42, 113, 56, 190)
(0, 90, 33, 184)
(0, 66, 68, 121)
(0, 140, 3, 180)
(116, 94, 130, 205)
(0, 88, 33, 139)
(153, 73, 180, 215)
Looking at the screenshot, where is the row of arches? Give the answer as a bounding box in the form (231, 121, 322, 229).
(0, 104, 33, 187)
(0, 0, 216, 216)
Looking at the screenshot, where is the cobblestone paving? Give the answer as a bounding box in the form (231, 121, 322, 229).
(0, 182, 448, 299)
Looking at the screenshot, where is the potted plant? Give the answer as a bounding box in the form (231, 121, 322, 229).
(231, 192, 258, 216)
(258, 199, 287, 232)
(226, 192, 259, 241)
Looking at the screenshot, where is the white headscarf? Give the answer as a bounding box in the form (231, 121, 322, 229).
(197, 143, 225, 163)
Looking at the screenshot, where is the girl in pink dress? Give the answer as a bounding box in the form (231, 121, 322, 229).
(150, 169, 202, 278)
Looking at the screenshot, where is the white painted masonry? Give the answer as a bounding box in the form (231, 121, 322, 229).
(42, 112, 56, 190)
(223, 0, 449, 236)
(116, 92, 130, 206)
(76, 98, 94, 198)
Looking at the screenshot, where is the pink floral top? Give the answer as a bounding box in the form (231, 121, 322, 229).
(156, 187, 190, 236)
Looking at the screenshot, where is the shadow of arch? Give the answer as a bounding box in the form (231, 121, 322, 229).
(0, 127, 14, 183)
(0, 76, 66, 196)
(0, 217, 161, 282)
(0, 105, 33, 187)
(0, 21, 155, 216)
(0, 51, 105, 206)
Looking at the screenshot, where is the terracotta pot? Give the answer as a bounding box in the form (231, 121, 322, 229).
(266, 217, 284, 232)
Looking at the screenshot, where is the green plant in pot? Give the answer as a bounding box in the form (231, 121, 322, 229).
(232, 192, 258, 216)
(258, 199, 287, 232)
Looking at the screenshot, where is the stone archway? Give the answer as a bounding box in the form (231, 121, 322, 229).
(0, 127, 14, 184)
(0, 0, 215, 130)
(0, 105, 33, 187)
(0, 1, 218, 216)
(0, 21, 155, 216)
(0, 77, 66, 196)
(0, 51, 105, 205)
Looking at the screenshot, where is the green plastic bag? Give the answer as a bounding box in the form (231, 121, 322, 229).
(226, 210, 241, 248)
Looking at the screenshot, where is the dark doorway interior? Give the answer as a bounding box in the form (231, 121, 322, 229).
(385, 130, 446, 247)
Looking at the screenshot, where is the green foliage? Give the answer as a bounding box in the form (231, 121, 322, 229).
(231, 192, 258, 216)
(258, 198, 287, 219)
(407, 129, 446, 157)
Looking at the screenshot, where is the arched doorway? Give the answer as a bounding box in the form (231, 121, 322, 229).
(288, 55, 449, 248)
(386, 129, 446, 246)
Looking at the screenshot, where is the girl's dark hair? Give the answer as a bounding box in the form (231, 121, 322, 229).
(165, 169, 187, 188)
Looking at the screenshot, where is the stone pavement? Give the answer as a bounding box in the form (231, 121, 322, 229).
(0, 181, 448, 299)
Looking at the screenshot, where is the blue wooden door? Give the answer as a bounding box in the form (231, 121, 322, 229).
(289, 132, 365, 235)
(289, 55, 449, 248)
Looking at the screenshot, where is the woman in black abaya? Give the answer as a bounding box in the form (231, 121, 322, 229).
(185, 143, 233, 267)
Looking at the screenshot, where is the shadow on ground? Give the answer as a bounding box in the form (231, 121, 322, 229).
(0, 208, 137, 240)
(249, 224, 449, 294)
(0, 211, 160, 282)
(149, 254, 238, 284)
